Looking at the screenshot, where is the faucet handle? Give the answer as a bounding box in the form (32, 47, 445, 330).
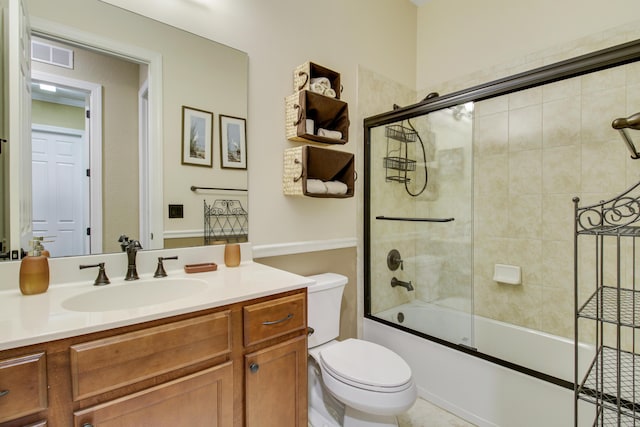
(387, 249, 404, 271)
(79, 262, 110, 286)
(154, 256, 178, 278)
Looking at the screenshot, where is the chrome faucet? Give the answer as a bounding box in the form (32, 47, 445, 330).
(391, 277, 414, 291)
(124, 239, 143, 281)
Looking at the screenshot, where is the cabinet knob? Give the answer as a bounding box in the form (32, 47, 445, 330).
(0, 389, 9, 397)
(82, 424, 94, 427)
(249, 363, 259, 373)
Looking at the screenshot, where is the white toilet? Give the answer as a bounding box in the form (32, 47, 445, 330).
(307, 273, 417, 427)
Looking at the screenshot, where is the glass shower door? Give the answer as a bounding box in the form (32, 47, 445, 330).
(365, 104, 474, 348)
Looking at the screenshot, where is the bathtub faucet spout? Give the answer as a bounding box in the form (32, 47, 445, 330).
(391, 277, 414, 291)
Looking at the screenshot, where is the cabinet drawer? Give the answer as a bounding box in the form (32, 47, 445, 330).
(0, 352, 48, 423)
(73, 362, 233, 427)
(70, 310, 231, 401)
(243, 292, 306, 347)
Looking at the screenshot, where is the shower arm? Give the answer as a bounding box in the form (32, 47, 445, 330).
(612, 112, 640, 160)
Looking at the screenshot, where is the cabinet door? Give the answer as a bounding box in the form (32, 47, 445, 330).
(73, 362, 233, 427)
(0, 352, 47, 423)
(245, 335, 307, 427)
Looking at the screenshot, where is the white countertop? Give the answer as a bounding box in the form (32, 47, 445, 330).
(0, 261, 313, 351)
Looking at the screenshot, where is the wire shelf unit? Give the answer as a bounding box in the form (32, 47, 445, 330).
(203, 199, 248, 244)
(574, 180, 640, 426)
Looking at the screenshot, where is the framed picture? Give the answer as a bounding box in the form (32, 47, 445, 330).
(219, 115, 247, 169)
(181, 106, 213, 167)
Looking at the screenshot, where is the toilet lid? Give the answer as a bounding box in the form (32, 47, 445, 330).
(319, 339, 412, 391)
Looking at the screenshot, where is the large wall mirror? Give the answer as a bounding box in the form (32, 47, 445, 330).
(0, 0, 249, 260)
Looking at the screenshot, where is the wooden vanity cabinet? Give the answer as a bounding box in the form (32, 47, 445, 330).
(0, 288, 307, 427)
(243, 292, 308, 427)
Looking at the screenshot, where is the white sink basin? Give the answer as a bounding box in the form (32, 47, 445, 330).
(62, 278, 208, 312)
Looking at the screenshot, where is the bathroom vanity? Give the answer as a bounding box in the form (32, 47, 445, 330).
(0, 257, 311, 427)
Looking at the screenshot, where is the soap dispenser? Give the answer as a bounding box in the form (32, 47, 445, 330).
(19, 239, 50, 295)
(37, 236, 50, 258)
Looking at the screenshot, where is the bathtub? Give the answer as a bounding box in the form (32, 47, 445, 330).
(365, 300, 595, 427)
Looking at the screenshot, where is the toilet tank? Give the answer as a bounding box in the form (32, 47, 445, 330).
(306, 273, 347, 349)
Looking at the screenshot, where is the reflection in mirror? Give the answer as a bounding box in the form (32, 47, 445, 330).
(1, 0, 249, 259)
(31, 36, 141, 257)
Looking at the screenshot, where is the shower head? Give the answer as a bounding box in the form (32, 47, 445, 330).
(392, 92, 439, 111)
(422, 92, 439, 101)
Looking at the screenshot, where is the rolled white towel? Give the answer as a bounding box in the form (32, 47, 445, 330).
(310, 77, 331, 89)
(310, 82, 326, 94)
(325, 180, 348, 195)
(324, 88, 336, 98)
(306, 179, 327, 194)
(317, 128, 342, 140)
(305, 119, 314, 134)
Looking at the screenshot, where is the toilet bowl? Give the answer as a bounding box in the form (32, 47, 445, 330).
(307, 273, 417, 427)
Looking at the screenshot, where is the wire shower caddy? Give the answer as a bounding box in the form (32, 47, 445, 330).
(383, 124, 417, 183)
(203, 199, 248, 244)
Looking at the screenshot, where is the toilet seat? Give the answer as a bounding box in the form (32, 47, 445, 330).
(319, 339, 413, 393)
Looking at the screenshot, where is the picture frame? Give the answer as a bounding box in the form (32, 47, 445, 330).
(181, 106, 213, 167)
(219, 115, 247, 169)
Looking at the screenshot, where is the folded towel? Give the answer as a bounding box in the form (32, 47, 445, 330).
(318, 128, 342, 140)
(305, 119, 314, 134)
(306, 179, 327, 194)
(324, 88, 336, 98)
(311, 77, 331, 89)
(325, 180, 348, 195)
(310, 82, 326, 94)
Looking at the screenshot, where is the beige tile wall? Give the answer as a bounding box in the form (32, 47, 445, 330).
(474, 55, 640, 341)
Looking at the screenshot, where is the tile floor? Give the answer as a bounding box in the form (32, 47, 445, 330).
(398, 398, 476, 427)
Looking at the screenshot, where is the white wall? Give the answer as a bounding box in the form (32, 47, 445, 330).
(101, 0, 418, 246)
(416, 0, 640, 90)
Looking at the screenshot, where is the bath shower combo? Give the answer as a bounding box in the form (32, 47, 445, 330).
(363, 37, 640, 427)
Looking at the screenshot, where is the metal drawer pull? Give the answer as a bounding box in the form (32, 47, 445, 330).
(0, 389, 9, 397)
(262, 313, 293, 326)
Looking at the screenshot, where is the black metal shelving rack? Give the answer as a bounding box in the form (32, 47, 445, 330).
(574, 182, 640, 426)
(203, 199, 248, 244)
